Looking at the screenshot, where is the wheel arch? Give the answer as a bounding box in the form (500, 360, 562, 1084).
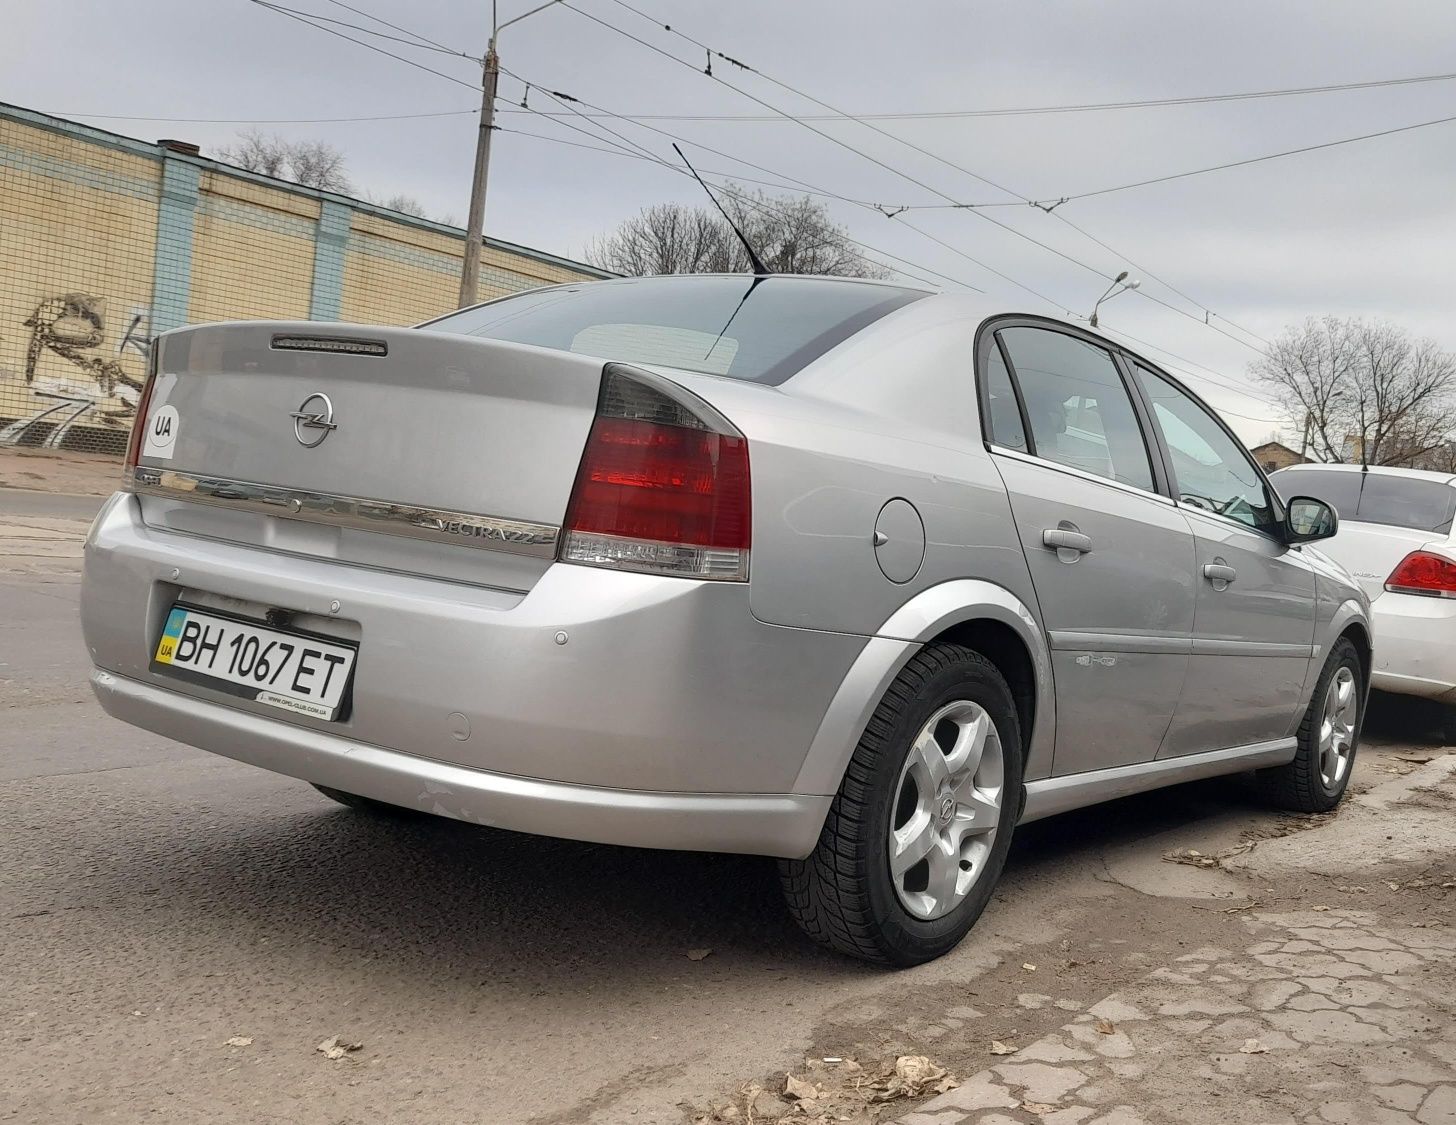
(929, 618, 1038, 772)
(1322, 597, 1373, 698)
(793, 580, 1055, 799)
(1338, 620, 1372, 687)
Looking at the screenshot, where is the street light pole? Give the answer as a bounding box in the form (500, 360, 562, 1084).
(1088, 271, 1140, 328)
(456, 0, 562, 308)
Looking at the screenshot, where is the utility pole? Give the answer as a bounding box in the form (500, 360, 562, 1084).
(457, 0, 562, 308)
(458, 46, 499, 307)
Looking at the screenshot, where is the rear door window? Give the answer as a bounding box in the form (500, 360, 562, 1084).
(997, 327, 1154, 491)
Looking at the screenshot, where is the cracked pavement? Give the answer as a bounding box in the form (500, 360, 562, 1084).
(896, 756, 1456, 1125)
(898, 905, 1456, 1125)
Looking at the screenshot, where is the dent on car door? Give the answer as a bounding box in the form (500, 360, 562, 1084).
(984, 325, 1197, 776)
(1131, 363, 1316, 757)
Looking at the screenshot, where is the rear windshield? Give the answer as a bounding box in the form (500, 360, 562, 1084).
(1273, 468, 1456, 533)
(422, 275, 926, 384)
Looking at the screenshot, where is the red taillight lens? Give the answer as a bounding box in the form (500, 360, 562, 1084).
(562, 369, 750, 581)
(122, 365, 159, 479)
(1386, 551, 1456, 598)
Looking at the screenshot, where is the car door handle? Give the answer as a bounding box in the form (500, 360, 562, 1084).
(1042, 529, 1092, 554)
(1203, 563, 1238, 585)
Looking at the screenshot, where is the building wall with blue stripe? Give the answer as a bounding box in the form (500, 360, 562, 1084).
(0, 101, 607, 454)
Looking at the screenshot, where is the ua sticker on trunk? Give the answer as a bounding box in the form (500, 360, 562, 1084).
(142, 405, 179, 460)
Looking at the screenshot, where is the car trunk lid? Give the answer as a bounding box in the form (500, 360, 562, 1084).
(133, 321, 605, 588)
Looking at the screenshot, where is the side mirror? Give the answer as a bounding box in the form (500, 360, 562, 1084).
(1285, 496, 1338, 544)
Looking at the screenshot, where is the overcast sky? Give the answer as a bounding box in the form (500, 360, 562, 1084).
(9, 0, 1456, 442)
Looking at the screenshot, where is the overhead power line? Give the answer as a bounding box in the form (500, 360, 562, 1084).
(513, 86, 978, 290)
(316, 0, 459, 53)
(241, 0, 973, 291)
(245, 0, 481, 90)
(570, 0, 1277, 361)
(509, 92, 1280, 410)
(506, 72, 1052, 300)
(495, 72, 1456, 120)
(45, 108, 477, 125)
(241, 0, 1282, 409)
(248, 1, 479, 57)
(497, 122, 887, 208)
(1034, 109, 1456, 205)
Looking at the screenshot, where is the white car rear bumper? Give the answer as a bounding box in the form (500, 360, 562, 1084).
(1369, 590, 1456, 701)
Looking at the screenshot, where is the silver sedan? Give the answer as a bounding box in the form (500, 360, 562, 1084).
(81, 274, 1370, 964)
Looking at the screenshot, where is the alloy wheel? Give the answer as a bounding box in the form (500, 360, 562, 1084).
(887, 699, 1005, 921)
(1319, 666, 1357, 788)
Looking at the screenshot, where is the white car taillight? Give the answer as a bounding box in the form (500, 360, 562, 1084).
(1385, 550, 1456, 598)
(562, 365, 750, 581)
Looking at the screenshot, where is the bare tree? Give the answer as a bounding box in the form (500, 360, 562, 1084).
(215, 131, 352, 193)
(287, 139, 351, 192)
(587, 184, 888, 279)
(216, 130, 289, 179)
(1251, 317, 1456, 467)
(587, 203, 726, 275)
(375, 194, 429, 218)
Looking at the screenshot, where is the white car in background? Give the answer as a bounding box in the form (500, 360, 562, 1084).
(1273, 463, 1456, 727)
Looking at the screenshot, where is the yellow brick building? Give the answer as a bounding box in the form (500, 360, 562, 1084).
(0, 102, 608, 454)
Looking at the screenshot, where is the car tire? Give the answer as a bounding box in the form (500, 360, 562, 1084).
(1256, 638, 1363, 813)
(779, 643, 1023, 967)
(311, 784, 417, 817)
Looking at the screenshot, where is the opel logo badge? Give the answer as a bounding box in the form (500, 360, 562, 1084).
(291, 392, 337, 448)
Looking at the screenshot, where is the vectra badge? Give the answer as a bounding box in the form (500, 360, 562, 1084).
(291, 392, 337, 448)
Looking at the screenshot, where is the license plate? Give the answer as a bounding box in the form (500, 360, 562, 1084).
(152, 604, 357, 721)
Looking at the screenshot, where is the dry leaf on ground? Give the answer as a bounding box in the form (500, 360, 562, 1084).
(864, 1055, 959, 1102)
(224, 1036, 253, 1047)
(315, 1036, 363, 1061)
(1163, 849, 1219, 868)
(686, 948, 713, 961)
(783, 1073, 821, 1101)
(1094, 1019, 1116, 1035)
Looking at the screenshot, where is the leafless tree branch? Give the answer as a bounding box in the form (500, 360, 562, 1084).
(587, 185, 889, 280)
(1250, 317, 1456, 468)
(215, 130, 352, 193)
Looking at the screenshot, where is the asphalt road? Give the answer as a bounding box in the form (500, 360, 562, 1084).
(0, 488, 104, 521)
(3, 509, 1452, 1125)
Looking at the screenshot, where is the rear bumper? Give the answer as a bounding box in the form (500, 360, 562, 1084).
(1369, 591, 1456, 701)
(81, 493, 867, 857)
(90, 669, 831, 857)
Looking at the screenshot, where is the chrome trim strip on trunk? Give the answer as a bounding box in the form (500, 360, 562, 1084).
(1020, 738, 1297, 823)
(126, 466, 560, 559)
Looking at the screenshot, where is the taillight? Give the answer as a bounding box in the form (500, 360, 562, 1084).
(562, 366, 750, 581)
(1386, 551, 1456, 598)
(122, 343, 160, 484)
